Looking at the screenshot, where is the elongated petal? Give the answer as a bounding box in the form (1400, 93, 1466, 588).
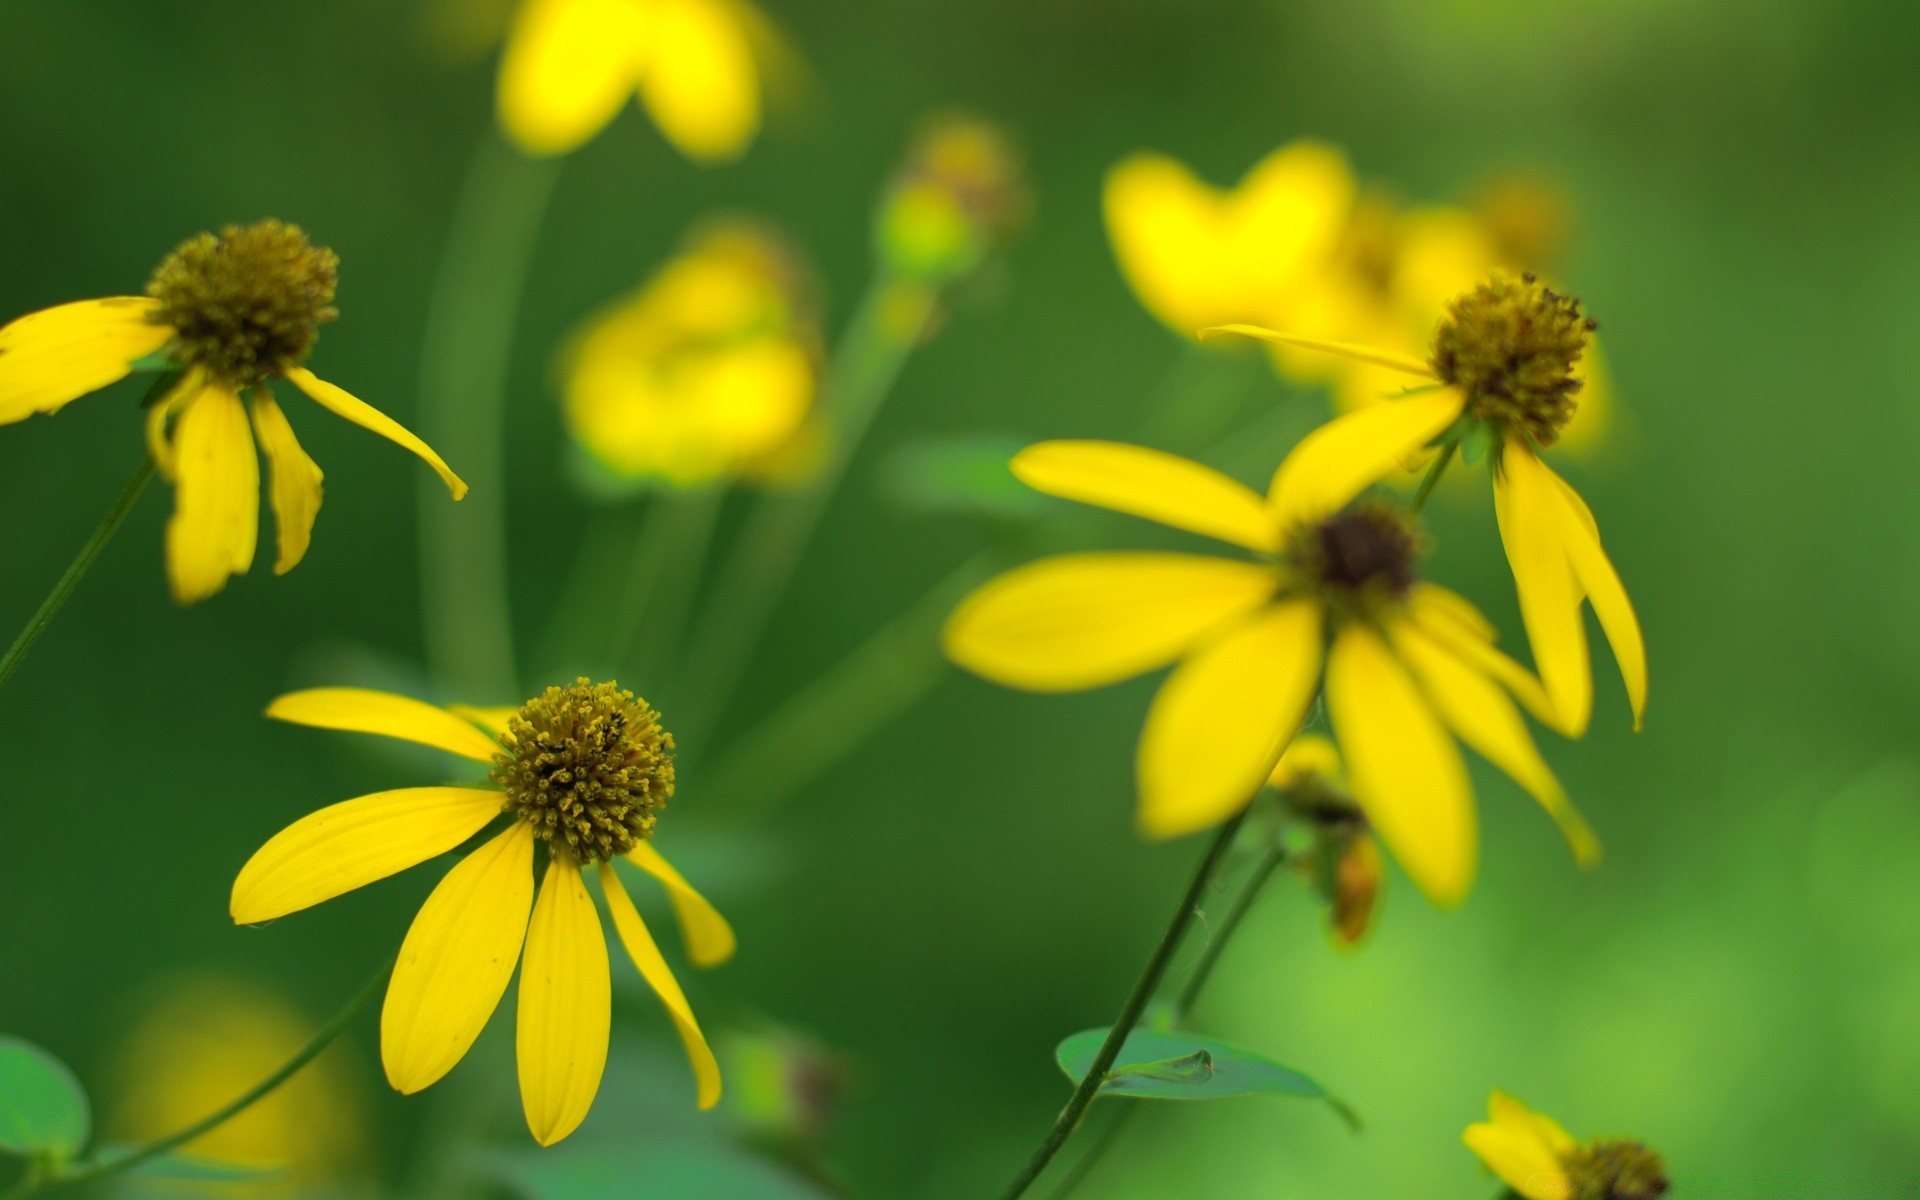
(1408, 582, 1495, 642)
(1489, 1089, 1577, 1155)
(268, 688, 504, 763)
(943, 552, 1276, 691)
(1495, 441, 1591, 736)
(249, 391, 325, 575)
(1137, 600, 1323, 839)
(1464, 1121, 1572, 1200)
(518, 861, 612, 1146)
(1200, 325, 1438, 377)
(0, 297, 171, 425)
(1391, 619, 1599, 867)
(1542, 465, 1647, 730)
(383, 822, 535, 1093)
(625, 843, 735, 967)
(1267, 390, 1465, 531)
(1011, 440, 1277, 552)
(1326, 624, 1474, 906)
(497, 0, 651, 156)
(231, 787, 505, 924)
(599, 863, 722, 1108)
(1408, 591, 1561, 732)
(145, 369, 201, 478)
(637, 0, 759, 162)
(448, 704, 517, 738)
(283, 367, 467, 500)
(165, 383, 259, 605)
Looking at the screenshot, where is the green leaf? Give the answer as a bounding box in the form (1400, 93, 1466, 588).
(492, 1143, 835, 1200)
(0, 1036, 90, 1159)
(880, 435, 1053, 519)
(1055, 1026, 1355, 1123)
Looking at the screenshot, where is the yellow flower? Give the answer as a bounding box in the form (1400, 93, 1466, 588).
(0, 220, 466, 605)
(1210, 272, 1646, 737)
(1464, 1091, 1671, 1200)
(1269, 736, 1382, 946)
(110, 975, 369, 1194)
(1102, 140, 1355, 338)
(230, 679, 732, 1146)
(496, 0, 787, 160)
(565, 221, 819, 488)
(942, 439, 1597, 905)
(878, 113, 1029, 286)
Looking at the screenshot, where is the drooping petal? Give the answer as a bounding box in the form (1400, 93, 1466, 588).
(517, 860, 612, 1146)
(249, 390, 325, 575)
(1494, 440, 1592, 737)
(164, 382, 259, 605)
(1011, 440, 1278, 552)
(598, 863, 722, 1109)
(267, 688, 504, 763)
(1407, 582, 1496, 642)
(1137, 600, 1323, 839)
(636, 0, 760, 163)
(448, 705, 517, 738)
(1391, 618, 1599, 867)
(1198, 325, 1439, 378)
(1489, 1089, 1578, 1156)
(1266, 390, 1466, 531)
(624, 843, 735, 967)
(0, 297, 171, 425)
(1325, 624, 1474, 907)
(1463, 1121, 1572, 1200)
(230, 787, 505, 924)
(1541, 463, 1648, 730)
(942, 552, 1276, 692)
(1407, 586, 1561, 730)
(144, 369, 201, 477)
(382, 822, 535, 1093)
(283, 367, 467, 500)
(496, 0, 652, 157)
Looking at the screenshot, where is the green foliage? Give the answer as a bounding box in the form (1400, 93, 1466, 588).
(1056, 1025, 1352, 1122)
(0, 1037, 89, 1161)
(492, 1144, 836, 1200)
(881, 435, 1054, 519)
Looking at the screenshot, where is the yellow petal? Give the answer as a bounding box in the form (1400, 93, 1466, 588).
(1325, 624, 1474, 906)
(1463, 1121, 1572, 1200)
(1198, 325, 1438, 378)
(382, 822, 534, 1093)
(1137, 600, 1323, 839)
(144, 369, 201, 478)
(1489, 1089, 1578, 1155)
(447, 704, 517, 738)
(0, 297, 171, 425)
(283, 367, 467, 500)
(1408, 582, 1495, 642)
(1391, 618, 1599, 867)
(1270, 731, 1342, 788)
(517, 860, 612, 1146)
(230, 787, 505, 924)
(942, 552, 1276, 692)
(267, 688, 504, 763)
(1266, 390, 1465, 531)
(496, 0, 651, 156)
(1542, 465, 1647, 731)
(637, 0, 760, 162)
(1408, 588, 1562, 733)
(598, 863, 722, 1109)
(624, 843, 735, 968)
(1494, 440, 1592, 737)
(1011, 440, 1277, 552)
(249, 390, 325, 575)
(164, 382, 258, 605)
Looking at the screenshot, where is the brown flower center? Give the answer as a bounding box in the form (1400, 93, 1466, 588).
(1430, 272, 1594, 447)
(147, 220, 337, 388)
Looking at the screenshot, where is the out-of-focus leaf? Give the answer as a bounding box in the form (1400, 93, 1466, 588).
(881, 434, 1054, 518)
(1055, 1026, 1355, 1123)
(492, 1143, 836, 1200)
(0, 1036, 90, 1159)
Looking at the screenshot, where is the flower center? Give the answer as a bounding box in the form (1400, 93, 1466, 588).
(147, 220, 338, 388)
(1560, 1139, 1670, 1200)
(1430, 272, 1594, 447)
(491, 679, 675, 865)
(1293, 504, 1418, 604)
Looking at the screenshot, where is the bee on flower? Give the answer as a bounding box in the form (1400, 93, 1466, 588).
(1465, 1091, 1670, 1200)
(0, 220, 466, 604)
(943, 437, 1597, 905)
(230, 678, 732, 1146)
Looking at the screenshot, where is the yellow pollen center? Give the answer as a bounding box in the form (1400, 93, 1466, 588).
(147, 219, 338, 388)
(1430, 272, 1595, 447)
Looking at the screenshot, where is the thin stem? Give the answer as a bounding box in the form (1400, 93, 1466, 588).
(40, 960, 391, 1194)
(1409, 440, 1458, 516)
(995, 807, 1250, 1200)
(416, 131, 562, 701)
(620, 486, 724, 685)
(0, 456, 153, 695)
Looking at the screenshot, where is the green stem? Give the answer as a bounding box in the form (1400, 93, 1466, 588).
(416, 131, 562, 701)
(619, 486, 724, 686)
(0, 456, 153, 695)
(35, 960, 391, 1195)
(995, 807, 1250, 1200)
(1409, 440, 1458, 516)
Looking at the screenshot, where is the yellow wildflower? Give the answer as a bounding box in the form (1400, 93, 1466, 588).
(943, 440, 1597, 904)
(230, 679, 732, 1146)
(0, 220, 466, 604)
(1465, 1091, 1670, 1200)
(1269, 735, 1381, 946)
(1210, 272, 1647, 737)
(565, 221, 819, 487)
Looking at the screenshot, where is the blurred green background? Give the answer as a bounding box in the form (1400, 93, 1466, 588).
(4, 0, 1920, 1196)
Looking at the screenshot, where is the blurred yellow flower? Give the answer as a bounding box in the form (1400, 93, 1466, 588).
(1464, 1091, 1671, 1200)
(1269, 735, 1381, 946)
(110, 975, 369, 1195)
(230, 679, 732, 1146)
(878, 113, 1029, 287)
(496, 0, 789, 160)
(943, 439, 1596, 905)
(0, 220, 466, 605)
(564, 222, 819, 488)
(1211, 272, 1646, 737)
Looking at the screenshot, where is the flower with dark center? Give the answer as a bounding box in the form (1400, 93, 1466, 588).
(1432, 272, 1595, 447)
(1466, 1092, 1671, 1200)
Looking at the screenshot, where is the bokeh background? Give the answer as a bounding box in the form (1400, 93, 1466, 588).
(4, 0, 1920, 1196)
